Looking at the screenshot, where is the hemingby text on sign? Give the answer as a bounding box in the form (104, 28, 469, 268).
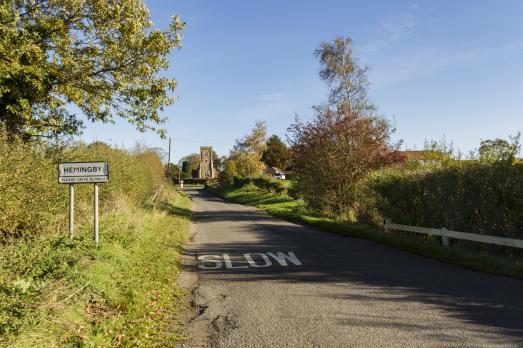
(58, 162, 109, 184)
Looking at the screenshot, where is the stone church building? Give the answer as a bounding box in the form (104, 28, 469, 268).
(198, 146, 217, 179)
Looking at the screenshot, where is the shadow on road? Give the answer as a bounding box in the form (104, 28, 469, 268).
(184, 187, 523, 343)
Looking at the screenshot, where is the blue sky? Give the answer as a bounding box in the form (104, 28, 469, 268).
(80, 0, 523, 162)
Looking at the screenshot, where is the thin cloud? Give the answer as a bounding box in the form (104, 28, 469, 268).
(361, 4, 419, 56)
(371, 42, 523, 87)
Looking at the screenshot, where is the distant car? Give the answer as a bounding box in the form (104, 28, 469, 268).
(273, 172, 286, 180)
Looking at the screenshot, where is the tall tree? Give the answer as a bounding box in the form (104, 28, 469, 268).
(0, 0, 184, 139)
(287, 35, 400, 217)
(165, 163, 181, 181)
(180, 153, 200, 178)
(314, 37, 374, 114)
(233, 120, 267, 155)
(229, 120, 267, 177)
(211, 150, 223, 172)
(262, 134, 289, 169)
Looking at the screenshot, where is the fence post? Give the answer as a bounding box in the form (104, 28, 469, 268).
(384, 218, 391, 233)
(441, 227, 450, 247)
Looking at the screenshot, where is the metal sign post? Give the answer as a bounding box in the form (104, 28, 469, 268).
(69, 184, 74, 238)
(58, 162, 109, 244)
(94, 183, 99, 244)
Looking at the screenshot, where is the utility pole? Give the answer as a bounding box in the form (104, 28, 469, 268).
(167, 137, 171, 180)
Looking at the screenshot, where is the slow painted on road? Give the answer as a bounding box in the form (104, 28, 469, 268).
(183, 188, 523, 348)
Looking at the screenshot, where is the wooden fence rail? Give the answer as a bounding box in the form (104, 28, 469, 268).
(383, 219, 523, 249)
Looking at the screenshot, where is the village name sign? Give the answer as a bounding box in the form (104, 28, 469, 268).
(58, 162, 109, 183)
(58, 161, 109, 244)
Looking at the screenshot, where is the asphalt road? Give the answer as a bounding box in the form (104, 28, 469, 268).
(182, 188, 523, 347)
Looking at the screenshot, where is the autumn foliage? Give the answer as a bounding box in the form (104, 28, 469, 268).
(288, 104, 400, 218)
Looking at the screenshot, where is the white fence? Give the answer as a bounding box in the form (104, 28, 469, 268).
(383, 219, 523, 249)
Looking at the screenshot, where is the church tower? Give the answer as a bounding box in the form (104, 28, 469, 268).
(199, 146, 215, 179)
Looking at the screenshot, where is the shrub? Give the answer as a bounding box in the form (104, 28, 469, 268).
(205, 178, 219, 188)
(288, 104, 399, 219)
(230, 176, 288, 194)
(220, 159, 238, 184)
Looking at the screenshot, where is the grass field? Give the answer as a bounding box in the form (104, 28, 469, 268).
(214, 185, 523, 280)
(0, 186, 191, 347)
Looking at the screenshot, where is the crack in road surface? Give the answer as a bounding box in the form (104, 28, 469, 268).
(182, 188, 523, 348)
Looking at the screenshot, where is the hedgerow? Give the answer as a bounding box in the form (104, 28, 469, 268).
(359, 162, 523, 241)
(232, 176, 288, 194)
(0, 129, 166, 240)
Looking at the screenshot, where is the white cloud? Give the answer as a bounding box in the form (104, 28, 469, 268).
(380, 13, 416, 41)
(360, 6, 418, 56)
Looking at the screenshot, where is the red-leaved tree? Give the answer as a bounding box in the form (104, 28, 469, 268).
(288, 103, 400, 218)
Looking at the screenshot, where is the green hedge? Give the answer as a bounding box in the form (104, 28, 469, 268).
(0, 131, 166, 240)
(232, 176, 288, 194)
(362, 163, 523, 240)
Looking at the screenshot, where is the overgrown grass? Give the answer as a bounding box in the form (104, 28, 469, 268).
(0, 186, 191, 347)
(213, 185, 523, 280)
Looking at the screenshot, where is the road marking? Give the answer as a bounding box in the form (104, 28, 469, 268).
(197, 254, 222, 269)
(266, 251, 302, 266)
(197, 251, 301, 269)
(223, 253, 248, 269)
(244, 253, 272, 267)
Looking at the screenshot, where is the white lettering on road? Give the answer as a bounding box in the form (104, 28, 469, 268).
(244, 253, 272, 267)
(223, 253, 248, 269)
(197, 251, 301, 270)
(267, 251, 302, 266)
(197, 254, 222, 269)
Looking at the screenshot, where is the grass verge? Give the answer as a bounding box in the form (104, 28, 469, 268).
(0, 186, 191, 347)
(212, 185, 523, 280)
